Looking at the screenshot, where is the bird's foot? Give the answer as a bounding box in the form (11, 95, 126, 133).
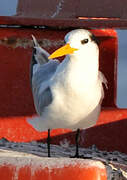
(70, 154, 92, 159)
(70, 153, 84, 158)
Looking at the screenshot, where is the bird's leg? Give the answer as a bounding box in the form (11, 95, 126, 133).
(47, 129, 51, 157)
(75, 128, 80, 158)
(70, 128, 80, 158)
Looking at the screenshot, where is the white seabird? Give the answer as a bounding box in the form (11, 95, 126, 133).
(27, 29, 107, 157)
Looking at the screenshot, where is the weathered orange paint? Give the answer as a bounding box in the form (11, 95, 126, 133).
(0, 160, 107, 180)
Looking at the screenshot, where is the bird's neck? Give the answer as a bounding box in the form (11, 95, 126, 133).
(52, 51, 99, 94)
(66, 52, 99, 84)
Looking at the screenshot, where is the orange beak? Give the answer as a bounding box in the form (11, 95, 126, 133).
(48, 44, 78, 59)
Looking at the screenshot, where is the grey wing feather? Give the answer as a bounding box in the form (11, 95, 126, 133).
(32, 35, 50, 64)
(30, 35, 60, 115)
(30, 48, 37, 87)
(32, 61, 59, 115)
(30, 35, 50, 86)
(33, 86, 53, 116)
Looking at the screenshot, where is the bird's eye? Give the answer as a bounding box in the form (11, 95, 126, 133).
(81, 39, 89, 44)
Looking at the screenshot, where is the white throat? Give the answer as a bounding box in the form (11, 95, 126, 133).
(66, 45, 99, 85)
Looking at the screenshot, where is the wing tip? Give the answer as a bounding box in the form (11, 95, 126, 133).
(31, 34, 39, 47)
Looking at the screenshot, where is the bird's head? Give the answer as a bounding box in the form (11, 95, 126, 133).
(48, 29, 99, 59)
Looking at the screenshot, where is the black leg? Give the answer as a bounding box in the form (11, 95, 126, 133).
(75, 128, 80, 158)
(47, 129, 51, 157)
(70, 128, 80, 158)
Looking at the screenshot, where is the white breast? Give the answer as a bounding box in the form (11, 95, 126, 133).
(45, 55, 102, 129)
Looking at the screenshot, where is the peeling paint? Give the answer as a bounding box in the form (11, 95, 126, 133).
(0, 37, 64, 49)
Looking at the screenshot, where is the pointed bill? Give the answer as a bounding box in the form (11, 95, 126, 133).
(48, 44, 78, 59)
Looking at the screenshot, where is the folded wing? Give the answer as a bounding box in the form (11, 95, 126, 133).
(30, 35, 60, 115)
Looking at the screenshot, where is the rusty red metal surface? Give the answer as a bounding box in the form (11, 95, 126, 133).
(1, 16, 127, 28)
(16, 0, 127, 19)
(1, 0, 127, 30)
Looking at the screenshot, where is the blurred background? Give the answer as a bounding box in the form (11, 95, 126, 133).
(0, 0, 127, 108)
